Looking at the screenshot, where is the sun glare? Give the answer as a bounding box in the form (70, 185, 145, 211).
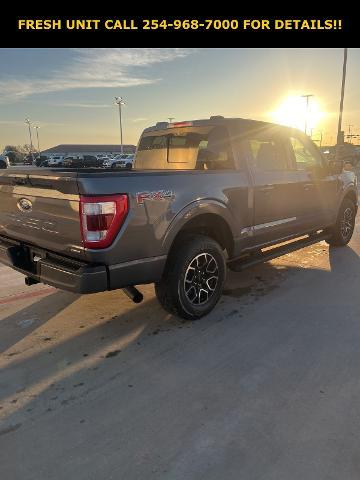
(272, 95, 325, 132)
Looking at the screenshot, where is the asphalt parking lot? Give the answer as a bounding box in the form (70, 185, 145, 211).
(1, 212, 360, 479)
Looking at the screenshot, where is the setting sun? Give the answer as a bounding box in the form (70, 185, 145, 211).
(272, 95, 325, 132)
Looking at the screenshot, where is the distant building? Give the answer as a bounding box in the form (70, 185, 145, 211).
(42, 144, 136, 157)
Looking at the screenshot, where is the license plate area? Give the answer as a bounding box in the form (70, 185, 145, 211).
(7, 245, 45, 274)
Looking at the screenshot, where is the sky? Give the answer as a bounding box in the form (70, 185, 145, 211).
(0, 48, 359, 151)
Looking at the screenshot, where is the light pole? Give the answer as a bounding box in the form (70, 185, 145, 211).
(115, 96, 125, 154)
(25, 118, 34, 161)
(301, 94, 314, 135)
(168, 117, 175, 124)
(335, 48, 349, 162)
(34, 126, 41, 157)
(337, 48, 348, 147)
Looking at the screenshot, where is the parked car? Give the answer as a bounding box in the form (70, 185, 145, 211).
(97, 156, 112, 167)
(3, 150, 20, 164)
(112, 154, 135, 169)
(0, 117, 357, 320)
(23, 155, 34, 165)
(35, 155, 49, 167)
(62, 156, 83, 167)
(47, 155, 65, 167)
(102, 156, 117, 168)
(63, 155, 103, 168)
(0, 154, 10, 169)
(103, 154, 134, 169)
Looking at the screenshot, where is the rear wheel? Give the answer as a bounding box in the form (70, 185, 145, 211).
(155, 234, 226, 320)
(326, 198, 356, 246)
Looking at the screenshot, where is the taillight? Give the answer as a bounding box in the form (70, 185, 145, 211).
(79, 194, 128, 249)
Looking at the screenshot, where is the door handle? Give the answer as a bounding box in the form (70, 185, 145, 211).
(303, 183, 314, 191)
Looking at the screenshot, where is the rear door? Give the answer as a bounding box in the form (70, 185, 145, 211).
(246, 128, 304, 246)
(0, 170, 84, 259)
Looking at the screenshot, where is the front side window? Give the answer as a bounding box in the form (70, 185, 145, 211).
(247, 135, 289, 171)
(290, 136, 322, 171)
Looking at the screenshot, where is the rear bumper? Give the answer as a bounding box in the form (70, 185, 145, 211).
(0, 237, 107, 294)
(0, 236, 166, 294)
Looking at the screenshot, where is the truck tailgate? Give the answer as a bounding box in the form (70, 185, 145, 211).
(0, 169, 84, 259)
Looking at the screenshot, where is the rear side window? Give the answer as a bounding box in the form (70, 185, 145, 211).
(248, 136, 289, 171)
(138, 135, 167, 150)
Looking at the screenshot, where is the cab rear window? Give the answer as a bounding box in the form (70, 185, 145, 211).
(136, 126, 234, 170)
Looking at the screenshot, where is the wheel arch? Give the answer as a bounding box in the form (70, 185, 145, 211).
(163, 202, 236, 259)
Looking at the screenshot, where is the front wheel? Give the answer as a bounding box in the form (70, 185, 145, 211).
(326, 198, 356, 246)
(155, 234, 226, 320)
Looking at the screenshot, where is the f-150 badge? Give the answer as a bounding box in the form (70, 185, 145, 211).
(136, 190, 174, 204)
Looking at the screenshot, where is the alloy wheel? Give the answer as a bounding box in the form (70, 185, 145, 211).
(340, 207, 354, 240)
(183, 253, 219, 305)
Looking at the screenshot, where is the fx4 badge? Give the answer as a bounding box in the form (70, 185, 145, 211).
(136, 190, 174, 205)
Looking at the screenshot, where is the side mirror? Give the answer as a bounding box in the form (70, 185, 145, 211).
(344, 161, 354, 171)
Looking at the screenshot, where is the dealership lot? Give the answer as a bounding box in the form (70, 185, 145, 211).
(0, 214, 359, 479)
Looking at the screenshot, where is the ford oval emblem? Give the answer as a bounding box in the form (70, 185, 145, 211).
(17, 198, 33, 212)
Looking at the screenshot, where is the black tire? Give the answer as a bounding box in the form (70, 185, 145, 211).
(326, 198, 356, 246)
(155, 234, 226, 320)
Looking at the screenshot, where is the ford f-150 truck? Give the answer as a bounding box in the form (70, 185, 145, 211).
(0, 117, 357, 319)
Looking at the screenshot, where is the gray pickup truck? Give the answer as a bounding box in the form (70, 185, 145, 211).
(0, 117, 357, 319)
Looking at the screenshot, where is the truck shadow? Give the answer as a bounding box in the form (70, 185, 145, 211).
(328, 243, 360, 273)
(0, 244, 359, 432)
(0, 294, 172, 427)
(0, 290, 79, 354)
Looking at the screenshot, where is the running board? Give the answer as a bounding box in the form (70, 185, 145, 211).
(228, 232, 331, 272)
